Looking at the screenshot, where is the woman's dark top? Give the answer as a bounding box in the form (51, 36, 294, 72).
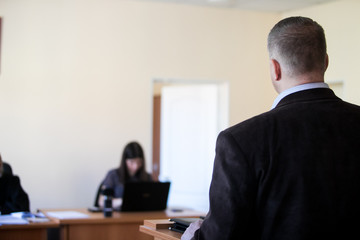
(102, 169, 152, 198)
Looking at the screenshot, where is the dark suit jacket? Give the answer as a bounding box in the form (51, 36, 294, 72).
(0, 175, 30, 214)
(193, 88, 360, 239)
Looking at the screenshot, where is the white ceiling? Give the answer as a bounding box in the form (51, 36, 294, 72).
(140, 0, 339, 12)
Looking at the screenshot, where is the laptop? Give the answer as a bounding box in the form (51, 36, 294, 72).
(120, 181, 171, 212)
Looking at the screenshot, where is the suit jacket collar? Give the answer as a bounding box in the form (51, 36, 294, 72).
(275, 88, 340, 109)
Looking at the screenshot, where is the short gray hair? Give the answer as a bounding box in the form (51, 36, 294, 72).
(267, 16, 327, 76)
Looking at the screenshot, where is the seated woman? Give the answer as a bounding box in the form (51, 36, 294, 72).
(0, 154, 30, 214)
(98, 141, 152, 209)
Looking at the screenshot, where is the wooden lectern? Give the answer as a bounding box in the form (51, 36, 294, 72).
(139, 219, 181, 240)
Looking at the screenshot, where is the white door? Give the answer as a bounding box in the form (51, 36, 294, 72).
(159, 83, 227, 212)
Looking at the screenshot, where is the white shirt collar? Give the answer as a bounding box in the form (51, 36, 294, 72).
(271, 82, 329, 109)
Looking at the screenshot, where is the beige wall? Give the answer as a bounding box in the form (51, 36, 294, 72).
(0, 0, 278, 211)
(284, 0, 360, 104)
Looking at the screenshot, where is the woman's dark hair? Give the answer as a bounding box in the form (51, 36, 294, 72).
(118, 141, 149, 182)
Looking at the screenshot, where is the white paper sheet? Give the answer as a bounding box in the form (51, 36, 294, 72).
(0, 215, 29, 225)
(46, 211, 89, 219)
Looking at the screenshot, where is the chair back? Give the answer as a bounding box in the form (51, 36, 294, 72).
(94, 182, 104, 207)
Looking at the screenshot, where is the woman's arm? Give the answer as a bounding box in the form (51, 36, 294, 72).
(98, 194, 123, 209)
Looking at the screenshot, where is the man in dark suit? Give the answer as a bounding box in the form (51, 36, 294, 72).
(0, 154, 30, 214)
(182, 16, 360, 239)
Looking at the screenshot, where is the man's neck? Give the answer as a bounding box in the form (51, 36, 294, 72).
(279, 72, 325, 93)
(271, 82, 329, 109)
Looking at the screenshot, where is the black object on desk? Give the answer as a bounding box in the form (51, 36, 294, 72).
(102, 188, 114, 217)
(169, 217, 204, 234)
(121, 182, 170, 212)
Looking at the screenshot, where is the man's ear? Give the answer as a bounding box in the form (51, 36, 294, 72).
(324, 54, 329, 72)
(270, 59, 281, 81)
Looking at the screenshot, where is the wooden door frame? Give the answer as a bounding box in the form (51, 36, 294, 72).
(152, 95, 161, 181)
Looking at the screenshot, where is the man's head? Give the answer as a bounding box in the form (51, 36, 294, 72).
(267, 16, 328, 93)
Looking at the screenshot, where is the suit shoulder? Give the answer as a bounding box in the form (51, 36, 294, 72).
(224, 110, 273, 135)
(1, 175, 21, 185)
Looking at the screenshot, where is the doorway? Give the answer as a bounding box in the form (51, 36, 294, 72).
(152, 79, 229, 211)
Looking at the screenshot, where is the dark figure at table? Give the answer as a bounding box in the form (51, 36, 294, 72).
(0, 154, 30, 214)
(182, 16, 360, 240)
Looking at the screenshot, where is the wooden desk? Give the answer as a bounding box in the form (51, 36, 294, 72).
(41, 208, 204, 240)
(0, 220, 59, 240)
(140, 219, 181, 240)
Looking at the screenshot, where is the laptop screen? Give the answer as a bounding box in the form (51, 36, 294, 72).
(121, 181, 171, 212)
